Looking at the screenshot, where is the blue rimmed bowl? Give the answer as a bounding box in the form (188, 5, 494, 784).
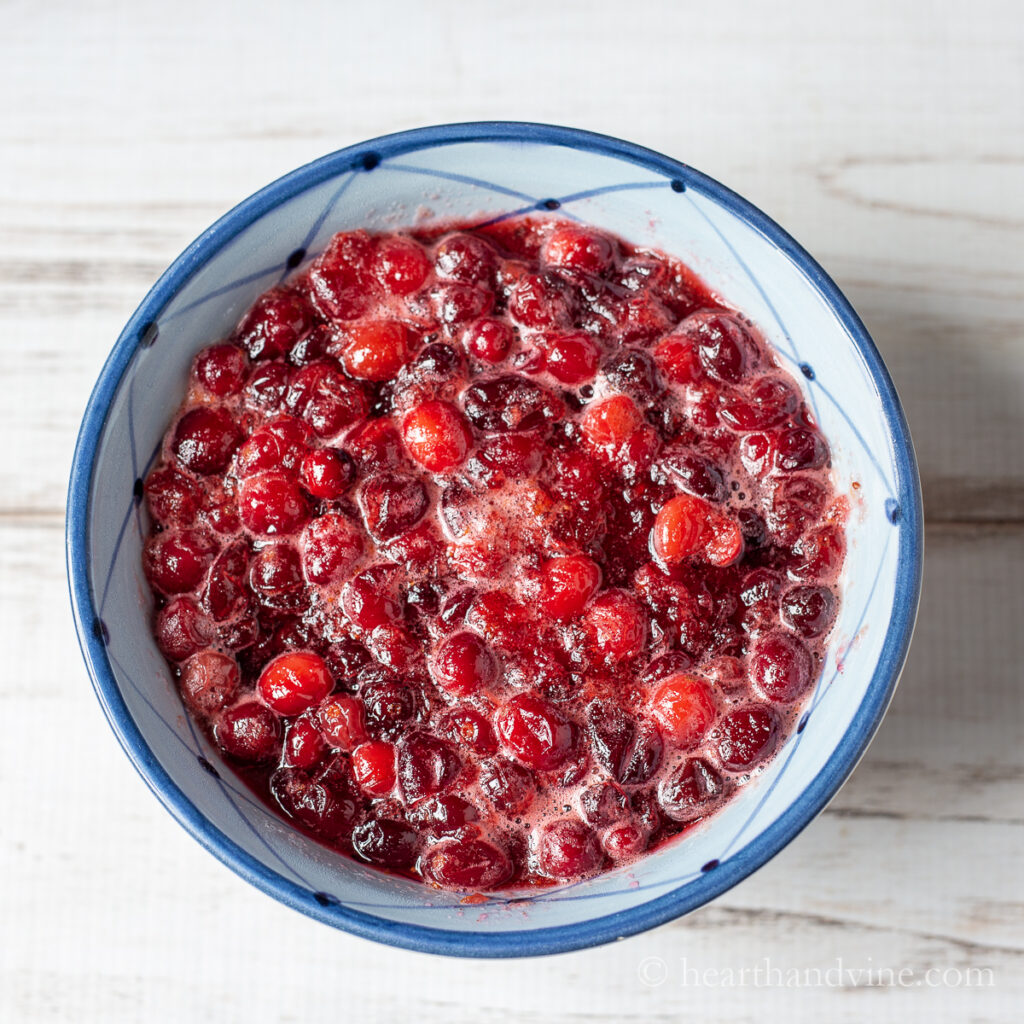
(66, 122, 923, 957)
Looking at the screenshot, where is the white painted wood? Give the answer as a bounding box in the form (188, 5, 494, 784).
(2, 0, 1022, 1020)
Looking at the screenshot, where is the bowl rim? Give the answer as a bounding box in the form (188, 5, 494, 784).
(66, 120, 923, 958)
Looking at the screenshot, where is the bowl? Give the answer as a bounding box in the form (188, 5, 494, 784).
(67, 122, 923, 957)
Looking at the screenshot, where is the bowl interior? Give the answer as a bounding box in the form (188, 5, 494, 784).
(71, 126, 918, 956)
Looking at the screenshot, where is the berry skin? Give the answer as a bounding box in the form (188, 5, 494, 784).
(495, 694, 574, 771)
(342, 320, 411, 381)
(649, 674, 717, 749)
(171, 407, 240, 475)
(539, 555, 602, 621)
(584, 590, 647, 663)
(237, 472, 308, 536)
(432, 631, 498, 696)
(403, 400, 473, 472)
(654, 333, 703, 385)
(581, 395, 643, 449)
(318, 694, 369, 751)
(257, 651, 334, 715)
(351, 741, 398, 797)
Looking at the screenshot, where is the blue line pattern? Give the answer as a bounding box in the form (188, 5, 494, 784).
(87, 140, 904, 923)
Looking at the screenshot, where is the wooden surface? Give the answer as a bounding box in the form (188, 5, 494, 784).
(2, 1, 1022, 1020)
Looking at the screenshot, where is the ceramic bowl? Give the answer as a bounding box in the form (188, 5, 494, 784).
(67, 122, 923, 957)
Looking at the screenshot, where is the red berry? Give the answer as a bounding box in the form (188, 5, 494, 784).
(398, 731, 461, 802)
(299, 447, 355, 499)
(342, 320, 411, 381)
(171, 407, 240, 475)
(584, 590, 647, 663)
(543, 225, 615, 275)
(194, 344, 248, 397)
(286, 360, 368, 437)
(649, 673, 716, 749)
(307, 231, 376, 321)
(432, 283, 494, 328)
(715, 705, 778, 770)
(215, 701, 281, 763)
(495, 693, 573, 771)
(248, 543, 304, 612)
(581, 395, 642, 449)
(283, 713, 328, 770)
(351, 740, 397, 796)
(775, 427, 829, 471)
(351, 819, 418, 868)
(539, 555, 602, 620)
(780, 585, 836, 638)
(435, 233, 496, 286)
(478, 757, 536, 813)
(604, 823, 647, 859)
(541, 331, 600, 384)
(236, 288, 312, 360)
(318, 694, 368, 751)
(366, 622, 417, 673)
(144, 466, 200, 526)
(358, 472, 428, 541)
(257, 651, 334, 715)
(720, 376, 799, 431)
(750, 633, 813, 703)
(463, 316, 514, 363)
(536, 818, 603, 879)
(658, 757, 725, 822)
(687, 311, 759, 383)
(432, 631, 497, 696)
(421, 837, 511, 891)
(651, 494, 707, 565)
(179, 650, 239, 717)
(788, 524, 845, 582)
(300, 513, 363, 586)
(235, 416, 310, 478)
(238, 471, 308, 536)
(143, 529, 213, 594)
(508, 273, 572, 329)
(155, 597, 211, 661)
(403, 400, 473, 472)
(372, 235, 431, 296)
(654, 333, 703, 385)
(437, 707, 498, 756)
(341, 566, 400, 630)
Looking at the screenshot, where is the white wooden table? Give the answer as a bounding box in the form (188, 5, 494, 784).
(2, 1, 1022, 1020)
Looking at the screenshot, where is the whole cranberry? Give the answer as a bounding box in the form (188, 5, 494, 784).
(780, 585, 836, 638)
(341, 320, 411, 381)
(179, 650, 240, 717)
(402, 400, 473, 472)
(421, 837, 511, 891)
(143, 530, 213, 595)
(543, 224, 615, 274)
(257, 651, 334, 716)
(431, 631, 498, 697)
(648, 673, 716, 749)
(436, 708, 498, 756)
(495, 694, 573, 771)
(750, 634, 813, 703)
(536, 818, 602, 879)
(463, 317, 514, 363)
(144, 466, 200, 526)
(435, 233, 497, 286)
(248, 543, 305, 612)
(238, 471, 308, 536)
(300, 513, 363, 586)
(194, 344, 248, 397)
(155, 597, 211, 661)
(171, 407, 240, 475)
(299, 448, 355, 499)
(372, 235, 431, 296)
(236, 288, 313, 360)
(351, 740, 398, 797)
(215, 701, 281, 763)
(318, 694, 369, 751)
(584, 590, 648, 664)
(715, 705, 778, 770)
(398, 731, 461, 803)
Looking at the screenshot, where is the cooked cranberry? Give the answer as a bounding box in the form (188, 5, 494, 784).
(284, 713, 328, 770)
(541, 331, 600, 384)
(539, 555, 602, 621)
(658, 757, 725, 822)
(300, 513, 363, 585)
(604, 823, 647, 859)
(649, 673, 716, 749)
(462, 374, 563, 434)
(361, 680, 416, 739)
(509, 272, 573, 328)
(286, 360, 368, 437)
(716, 705, 778, 770)
(475, 433, 544, 482)
(431, 631, 497, 696)
(155, 597, 211, 661)
(341, 566, 400, 630)
(299, 447, 354, 499)
(398, 732, 461, 803)
(432, 282, 494, 328)
(143, 530, 213, 595)
(318, 694, 369, 751)
(216, 700, 281, 763)
(436, 708, 498, 755)
(373, 235, 431, 296)
(358, 472, 427, 541)
(463, 317, 514, 363)
(236, 288, 312, 360)
(194, 343, 248, 397)
(653, 332, 703, 385)
(421, 837, 511, 891)
(651, 493, 707, 565)
(269, 759, 361, 839)
(584, 590, 647, 663)
(600, 348, 659, 398)
(435, 233, 497, 286)
(412, 341, 463, 377)
(342, 320, 411, 381)
(347, 418, 403, 476)
(750, 633, 814, 703)
(307, 231, 376, 321)
(478, 757, 536, 814)
(178, 650, 239, 717)
(237, 472, 307, 536)
(243, 360, 290, 411)
(775, 426, 829, 471)
(171, 407, 240, 474)
(410, 794, 479, 835)
(781, 585, 836, 638)
(766, 476, 828, 545)
(257, 651, 334, 715)
(248, 543, 304, 611)
(639, 651, 695, 686)
(351, 740, 398, 797)
(585, 700, 663, 785)
(720, 376, 799, 431)
(536, 818, 602, 879)
(144, 466, 200, 526)
(662, 450, 727, 502)
(366, 622, 417, 673)
(352, 818, 418, 868)
(543, 224, 615, 274)
(402, 400, 473, 472)
(789, 524, 845, 582)
(581, 394, 642, 449)
(739, 431, 775, 475)
(687, 311, 759, 383)
(200, 542, 248, 621)
(579, 781, 630, 827)
(495, 694, 573, 771)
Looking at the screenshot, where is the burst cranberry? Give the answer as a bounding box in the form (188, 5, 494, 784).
(775, 426, 829, 471)
(720, 376, 799, 431)
(509, 272, 572, 328)
(398, 732, 461, 802)
(751, 634, 814, 703)
(649, 674, 716, 749)
(789, 524, 845, 581)
(432, 631, 497, 696)
(536, 818, 602, 879)
(462, 374, 563, 433)
(584, 590, 647, 663)
(358, 472, 427, 541)
(478, 757, 536, 813)
(307, 231, 376, 321)
(604, 824, 647, 859)
(411, 794, 479, 835)
(361, 680, 416, 738)
(579, 781, 630, 827)
(351, 741, 398, 797)
(495, 694, 573, 771)
(651, 494, 706, 564)
(432, 282, 494, 328)
(373, 235, 431, 295)
(581, 394, 642, 449)
(346, 417, 404, 471)
(540, 555, 602, 621)
(215, 701, 281, 763)
(171, 407, 240, 475)
(341, 567, 399, 630)
(235, 417, 310, 477)
(300, 513, 363, 585)
(257, 651, 334, 715)
(243, 360, 290, 411)
(475, 433, 544, 482)
(781, 585, 836, 638)
(463, 317, 514, 362)
(143, 530, 213, 594)
(541, 331, 600, 384)
(716, 705, 778, 770)
(543, 224, 615, 274)
(236, 288, 312, 359)
(402, 400, 473, 472)
(299, 447, 355, 498)
(286, 361, 368, 437)
(687, 311, 759, 383)
(658, 757, 725, 822)
(366, 622, 417, 672)
(238, 471, 308, 535)
(270, 758, 361, 840)
(284, 713, 328, 770)
(586, 700, 664, 785)
(318, 694, 369, 751)
(352, 819, 418, 869)
(341, 320, 411, 381)
(421, 837, 511, 891)
(179, 650, 239, 717)
(437, 708, 498, 755)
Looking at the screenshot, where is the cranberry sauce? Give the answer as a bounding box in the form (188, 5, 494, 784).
(142, 218, 846, 893)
